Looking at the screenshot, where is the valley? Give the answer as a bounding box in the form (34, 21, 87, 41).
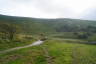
(0, 15, 96, 64)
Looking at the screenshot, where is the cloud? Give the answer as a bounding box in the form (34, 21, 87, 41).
(79, 7, 96, 20)
(0, 0, 96, 19)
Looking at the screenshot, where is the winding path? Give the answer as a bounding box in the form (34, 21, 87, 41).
(0, 40, 44, 54)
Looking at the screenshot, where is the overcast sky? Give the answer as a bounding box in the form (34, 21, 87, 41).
(0, 0, 96, 20)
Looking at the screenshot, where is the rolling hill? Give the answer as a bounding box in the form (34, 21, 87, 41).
(0, 14, 96, 35)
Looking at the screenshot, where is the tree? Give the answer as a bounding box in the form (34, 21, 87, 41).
(0, 23, 20, 40)
(77, 32, 89, 39)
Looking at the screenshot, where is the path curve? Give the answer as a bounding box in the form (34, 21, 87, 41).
(0, 40, 44, 54)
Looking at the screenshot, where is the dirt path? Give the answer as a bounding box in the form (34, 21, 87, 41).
(41, 45, 54, 64)
(0, 40, 44, 54)
(72, 46, 82, 64)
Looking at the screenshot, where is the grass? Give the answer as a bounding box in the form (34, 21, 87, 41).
(45, 40, 96, 64)
(0, 45, 46, 64)
(0, 39, 36, 51)
(0, 39, 96, 64)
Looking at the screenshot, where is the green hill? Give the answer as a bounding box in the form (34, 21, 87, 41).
(0, 14, 96, 35)
(1, 14, 96, 41)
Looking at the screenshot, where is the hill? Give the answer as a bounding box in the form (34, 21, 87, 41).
(0, 14, 96, 35)
(1, 14, 96, 41)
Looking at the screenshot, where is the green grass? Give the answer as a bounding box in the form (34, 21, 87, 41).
(0, 39, 36, 51)
(0, 39, 96, 64)
(44, 40, 96, 64)
(0, 45, 46, 64)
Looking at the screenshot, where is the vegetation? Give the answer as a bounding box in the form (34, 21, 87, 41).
(0, 39, 96, 64)
(0, 23, 21, 40)
(0, 14, 96, 40)
(0, 14, 96, 64)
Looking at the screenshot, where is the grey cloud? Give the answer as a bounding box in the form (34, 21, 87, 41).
(0, 0, 84, 18)
(80, 8, 96, 20)
(0, 0, 95, 20)
(31, 0, 75, 18)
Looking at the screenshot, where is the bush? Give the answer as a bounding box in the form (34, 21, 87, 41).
(88, 34, 96, 42)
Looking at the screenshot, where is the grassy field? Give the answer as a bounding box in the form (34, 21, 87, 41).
(0, 39, 36, 51)
(0, 39, 96, 64)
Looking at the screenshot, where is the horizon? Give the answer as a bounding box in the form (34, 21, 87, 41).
(0, 14, 96, 21)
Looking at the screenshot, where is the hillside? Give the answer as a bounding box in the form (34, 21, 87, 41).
(1, 14, 96, 42)
(0, 14, 96, 35)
